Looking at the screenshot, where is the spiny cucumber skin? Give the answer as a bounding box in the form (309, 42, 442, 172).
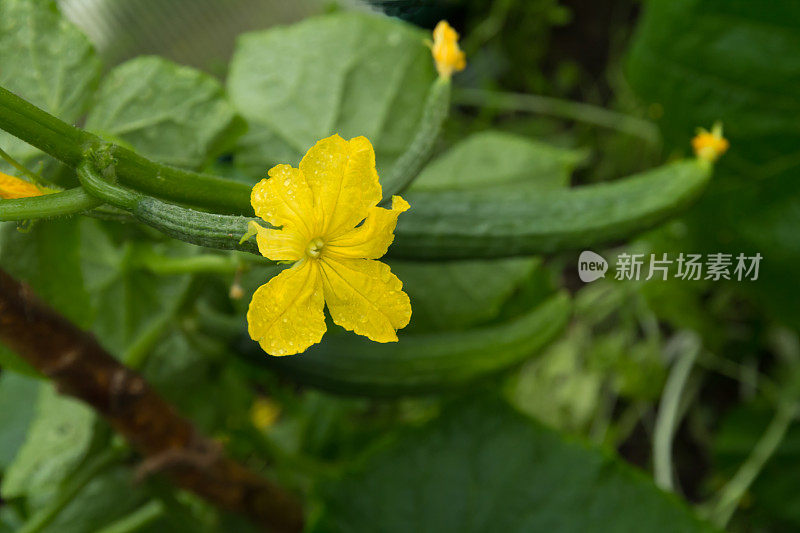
(78, 162, 260, 254)
(382, 77, 451, 200)
(135, 198, 259, 254)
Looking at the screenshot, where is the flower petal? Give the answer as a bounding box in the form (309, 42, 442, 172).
(247, 260, 326, 356)
(0, 171, 46, 199)
(255, 225, 305, 262)
(251, 164, 317, 238)
(299, 134, 381, 237)
(325, 195, 410, 259)
(319, 257, 411, 343)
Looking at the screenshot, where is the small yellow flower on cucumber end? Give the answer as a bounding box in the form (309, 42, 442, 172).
(429, 20, 466, 80)
(692, 122, 729, 163)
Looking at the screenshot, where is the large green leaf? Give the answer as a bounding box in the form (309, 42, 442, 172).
(86, 56, 243, 169)
(143, 331, 253, 435)
(0, 0, 101, 161)
(0, 508, 21, 532)
(509, 332, 604, 433)
(625, 0, 800, 324)
(227, 12, 436, 178)
(388, 258, 541, 333)
(37, 466, 149, 533)
(33, 464, 220, 533)
(0, 373, 38, 471)
(78, 220, 192, 356)
(411, 130, 584, 192)
(312, 396, 715, 532)
(1, 384, 95, 503)
(254, 292, 570, 397)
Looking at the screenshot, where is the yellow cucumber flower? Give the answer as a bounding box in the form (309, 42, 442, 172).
(0, 171, 46, 199)
(247, 134, 412, 356)
(431, 20, 466, 79)
(692, 123, 729, 162)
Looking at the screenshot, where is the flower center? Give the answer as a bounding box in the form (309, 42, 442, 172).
(306, 237, 325, 258)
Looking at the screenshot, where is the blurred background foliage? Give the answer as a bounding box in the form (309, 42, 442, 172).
(0, 0, 798, 532)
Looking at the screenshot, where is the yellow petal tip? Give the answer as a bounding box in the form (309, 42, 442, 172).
(0, 171, 47, 200)
(391, 195, 410, 213)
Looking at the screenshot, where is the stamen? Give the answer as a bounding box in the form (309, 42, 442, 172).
(306, 238, 325, 258)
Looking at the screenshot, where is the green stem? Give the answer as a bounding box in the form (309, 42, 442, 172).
(0, 187, 102, 221)
(0, 86, 251, 213)
(108, 143, 251, 213)
(135, 251, 242, 275)
(122, 311, 175, 370)
(704, 400, 796, 528)
(453, 88, 660, 143)
(653, 332, 701, 491)
(122, 276, 197, 369)
(381, 77, 450, 198)
(18, 448, 122, 533)
(0, 145, 43, 183)
(0, 86, 92, 167)
(95, 500, 165, 533)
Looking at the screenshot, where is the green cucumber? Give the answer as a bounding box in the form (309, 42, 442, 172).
(77, 162, 259, 254)
(71, 148, 709, 263)
(247, 292, 570, 397)
(390, 159, 711, 259)
(133, 198, 257, 254)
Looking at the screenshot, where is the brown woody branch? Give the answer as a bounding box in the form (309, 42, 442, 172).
(0, 268, 303, 533)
